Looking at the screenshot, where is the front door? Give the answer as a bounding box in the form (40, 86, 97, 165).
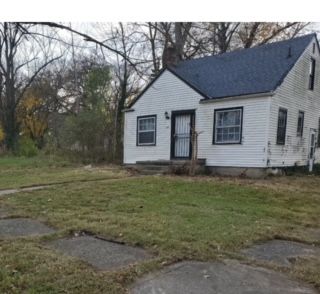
(171, 111, 194, 159)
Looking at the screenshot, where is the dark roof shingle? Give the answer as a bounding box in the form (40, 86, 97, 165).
(169, 34, 315, 99)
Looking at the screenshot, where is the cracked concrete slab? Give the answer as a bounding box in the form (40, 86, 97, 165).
(130, 260, 317, 294)
(241, 240, 320, 267)
(0, 218, 55, 238)
(49, 235, 152, 270)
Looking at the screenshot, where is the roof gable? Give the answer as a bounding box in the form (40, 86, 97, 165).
(169, 34, 316, 100)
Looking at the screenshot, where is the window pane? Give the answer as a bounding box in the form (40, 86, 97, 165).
(318, 118, 320, 145)
(297, 111, 304, 137)
(214, 108, 242, 143)
(139, 131, 155, 144)
(139, 117, 155, 131)
(277, 108, 287, 144)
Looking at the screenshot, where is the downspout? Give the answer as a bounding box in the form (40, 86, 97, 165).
(264, 96, 272, 168)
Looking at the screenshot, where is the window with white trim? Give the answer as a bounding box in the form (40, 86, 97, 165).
(137, 115, 156, 145)
(213, 107, 242, 144)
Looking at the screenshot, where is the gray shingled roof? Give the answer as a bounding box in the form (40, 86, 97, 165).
(169, 34, 315, 99)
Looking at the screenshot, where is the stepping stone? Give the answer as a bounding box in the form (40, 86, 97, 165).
(241, 240, 320, 267)
(49, 235, 152, 270)
(0, 218, 55, 238)
(130, 260, 317, 294)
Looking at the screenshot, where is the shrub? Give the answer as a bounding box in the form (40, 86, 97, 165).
(17, 137, 38, 157)
(59, 110, 112, 163)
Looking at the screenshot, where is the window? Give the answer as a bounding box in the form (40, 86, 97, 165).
(318, 118, 320, 147)
(309, 58, 316, 90)
(137, 115, 156, 146)
(297, 111, 304, 137)
(277, 108, 287, 145)
(213, 107, 242, 144)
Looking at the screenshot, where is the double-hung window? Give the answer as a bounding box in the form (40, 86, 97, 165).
(213, 107, 243, 144)
(137, 115, 156, 146)
(277, 108, 287, 145)
(318, 118, 320, 147)
(309, 58, 316, 90)
(297, 111, 304, 137)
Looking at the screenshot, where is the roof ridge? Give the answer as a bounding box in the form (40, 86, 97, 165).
(170, 33, 316, 68)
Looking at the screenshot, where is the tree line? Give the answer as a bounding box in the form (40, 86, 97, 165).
(0, 22, 312, 161)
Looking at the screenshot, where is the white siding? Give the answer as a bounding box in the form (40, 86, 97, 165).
(268, 37, 320, 167)
(124, 70, 201, 164)
(198, 97, 270, 167)
(124, 70, 270, 167)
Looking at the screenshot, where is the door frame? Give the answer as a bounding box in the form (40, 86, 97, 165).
(170, 109, 196, 160)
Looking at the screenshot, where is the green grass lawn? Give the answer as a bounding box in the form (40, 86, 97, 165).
(0, 155, 128, 189)
(0, 157, 319, 293)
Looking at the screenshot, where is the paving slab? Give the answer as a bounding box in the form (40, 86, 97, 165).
(49, 235, 152, 270)
(0, 218, 55, 238)
(131, 260, 317, 294)
(241, 240, 320, 267)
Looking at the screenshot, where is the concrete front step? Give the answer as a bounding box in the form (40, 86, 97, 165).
(135, 165, 169, 175)
(125, 159, 207, 175)
(136, 159, 206, 166)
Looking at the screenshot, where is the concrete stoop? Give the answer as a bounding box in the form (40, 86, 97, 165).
(127, 159, 206, 175)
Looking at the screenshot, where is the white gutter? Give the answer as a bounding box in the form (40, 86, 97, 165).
(199, 91, 275, 103)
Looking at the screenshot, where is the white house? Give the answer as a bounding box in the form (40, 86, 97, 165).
(123, 34, 320, 176)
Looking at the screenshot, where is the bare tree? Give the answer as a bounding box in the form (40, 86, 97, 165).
(108, 23, 141, 160)
(0, 22, 61, 150)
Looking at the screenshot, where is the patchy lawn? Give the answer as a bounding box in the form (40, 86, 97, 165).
(0, 161, 319, 292)
(0, 155, 128, 189)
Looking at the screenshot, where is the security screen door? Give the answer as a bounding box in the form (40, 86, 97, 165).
(173, 113, 192, 158)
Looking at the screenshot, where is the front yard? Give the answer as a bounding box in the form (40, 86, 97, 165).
(0, 156, 319, 293)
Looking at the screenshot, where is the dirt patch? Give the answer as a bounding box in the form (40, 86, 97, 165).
(0, 206, 11, 218)
(242, 240, 320, 267)
(0, 189, 19, 196)
(130, 260, 317, 294)
(48, 235, 152, 271)
(0, 186, 47, 197)
(0, 218, 56, 238)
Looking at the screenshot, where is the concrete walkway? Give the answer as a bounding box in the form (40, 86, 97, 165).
(0, 186, 319, 292)
(0, 218, 56, 238)
(0, 185, 47, 197)
(130, 260, 317, 294)
(49, 235, 152, 270)
(241, 239, 320, 267)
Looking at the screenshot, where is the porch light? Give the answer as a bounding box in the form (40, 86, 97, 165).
(164, 111, 170, 120)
